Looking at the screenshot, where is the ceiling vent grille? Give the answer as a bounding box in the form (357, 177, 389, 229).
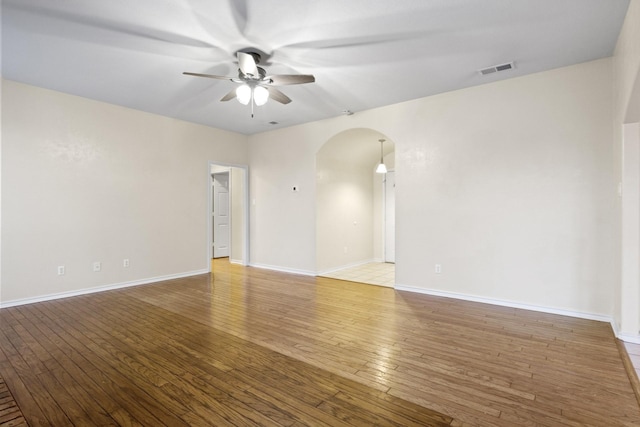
(479, 62, 514, 76)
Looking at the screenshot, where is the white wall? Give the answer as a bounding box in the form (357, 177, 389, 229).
(621, 123, 640, 337)
(316, 131, 376, 273)
(248, 126, 325, 274)
(0, 4, 3, 304)
(614, 0, 640, 339)
(1, 80, 247, 304)
(249, 58, 616, 318)
(395, 59, 615, 317)
(615, 0, 640, 123)
(230, 167, 245, 263)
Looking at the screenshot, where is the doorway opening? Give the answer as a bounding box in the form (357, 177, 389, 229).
(212, 172, 230, 258)
(315, 129, 395, 287)
(208, 163, 249, 270)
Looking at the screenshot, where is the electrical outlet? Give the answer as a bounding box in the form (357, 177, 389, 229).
(123, 259, 130, 268)
(93, 261, 101, 272)
(435, 264, 442, 274)
(57, 266, 65, 276)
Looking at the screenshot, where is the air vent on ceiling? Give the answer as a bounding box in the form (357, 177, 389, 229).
(479, 62, 514, 76)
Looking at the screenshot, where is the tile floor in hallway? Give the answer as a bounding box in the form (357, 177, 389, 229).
(625, 342, 640, 380)
(320, 261, 395, 287)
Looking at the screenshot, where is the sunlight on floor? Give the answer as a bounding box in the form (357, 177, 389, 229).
(321, 262, 395, 287)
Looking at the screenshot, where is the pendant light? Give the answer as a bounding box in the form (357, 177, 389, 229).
(376, 138, 387, 174)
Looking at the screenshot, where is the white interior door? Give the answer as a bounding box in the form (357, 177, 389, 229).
(213, 172, 230, 258)
(385, 171, 396, 263)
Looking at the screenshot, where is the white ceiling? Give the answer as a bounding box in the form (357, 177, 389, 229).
(2, 0, 630, 135)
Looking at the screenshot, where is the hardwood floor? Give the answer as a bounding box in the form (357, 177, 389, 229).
(1, 259, 639, 426)
(0, 377, 27, 426)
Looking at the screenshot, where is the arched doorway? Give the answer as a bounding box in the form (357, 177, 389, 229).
(316, 128, 395, 287)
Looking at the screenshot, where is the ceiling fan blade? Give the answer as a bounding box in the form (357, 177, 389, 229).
(183, 72, 234, 81)
(229, 0, 249, 35)
(267, 87, 292, 105)
(7, 2, 230, 60)
(265, 74, 315, 86)
(220, 89, 237, 102)
(238, 51, 259, 77)
(282, 30, 432, 51)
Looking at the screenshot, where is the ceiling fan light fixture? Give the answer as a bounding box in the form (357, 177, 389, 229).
(253, 85, 269, 106)
(236, 84, 251, 105)
(183, 49, 314, 116)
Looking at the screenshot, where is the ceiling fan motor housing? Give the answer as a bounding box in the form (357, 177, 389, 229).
(240, 66, 267, 80)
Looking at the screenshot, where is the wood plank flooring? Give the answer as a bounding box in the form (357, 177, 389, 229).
(0, 377, 27, 426)
(1, 259, 639, 426)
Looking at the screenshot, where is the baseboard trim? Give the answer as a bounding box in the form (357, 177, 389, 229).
(249, 263, 316, 276)
(618, 333, 640, 344)
(0, 269, 209, 309)
(394, 284, 614, 325)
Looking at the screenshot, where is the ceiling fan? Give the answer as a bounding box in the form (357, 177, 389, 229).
(183, 50, 315, 117)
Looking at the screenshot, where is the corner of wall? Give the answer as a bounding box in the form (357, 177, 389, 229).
(614, 0, 640, 342)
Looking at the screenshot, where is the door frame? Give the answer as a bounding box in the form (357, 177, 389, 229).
(207, 162, 250, 271)
(383, 169, 395, 263)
